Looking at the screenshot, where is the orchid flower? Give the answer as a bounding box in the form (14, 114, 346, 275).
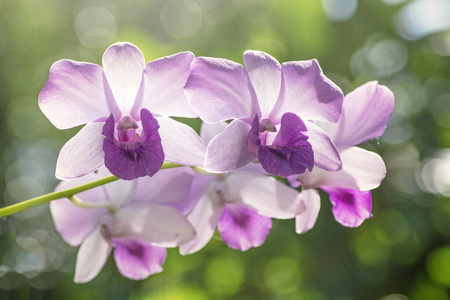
(288, 81, 394, 230)
(184, 50, 344, 177)
(39, 42, 205, 180)
(51, 167, 196, 282)
(179, 122, 305, 255)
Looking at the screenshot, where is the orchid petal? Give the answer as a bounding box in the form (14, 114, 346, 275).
(218, 204, 272, 251)
(295, 189, 321, 234)
(51, 173, 108, 246)
(111, 203, 196, 248)
(55, 122, 105, 179)
(270, 59, 343, 123)
(179, 183, 224, 255)
(258, 113, 314, 177)
(38, 60, 119, 129)
(304, 121, 341, 171)
(322, 187, 372, 227)
(113, 239, 166, 280)
(228, 171, 305, 219)
(132, 167, 194, 205)
(74, 225, 112, 283)
(170, 173, 215, 215)
(185, 57, 260, 123)
(200, 122, 227, 147)
(332, 81, 395, 146)
(156, 117, 206, 166)
(296, 146, 386, 190)
(131, 52, 196, 118)
(204, 119, 255, 172)
(243, 50, 281, 117)
(102, 42, 145, 114)
(103, 109, 164, 180)
(103, 176, 137, 208)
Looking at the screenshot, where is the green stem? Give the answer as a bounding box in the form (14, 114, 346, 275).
(69, 195, 117, 213)
(0, 162, 183, 219)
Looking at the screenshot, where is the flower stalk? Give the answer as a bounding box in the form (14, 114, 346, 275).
(0, 162, 182, 218)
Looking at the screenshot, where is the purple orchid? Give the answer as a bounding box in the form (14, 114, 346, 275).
(184, 50, 344, 177)
(51, 167, 196, 282)
(288, 81, 394, 230)
(179, 122, 305, 254)
(39, 42, 205, 180)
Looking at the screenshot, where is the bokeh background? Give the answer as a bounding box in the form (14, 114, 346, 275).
(0, 0, 450, 299)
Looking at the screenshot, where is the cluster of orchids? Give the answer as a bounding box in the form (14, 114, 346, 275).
(34, 42, 394, 283)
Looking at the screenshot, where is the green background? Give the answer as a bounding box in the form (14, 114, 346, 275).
(0, 0, 450, 299)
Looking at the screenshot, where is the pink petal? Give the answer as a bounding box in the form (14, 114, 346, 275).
(269, 59, 343, 124)
(184, 57, 261, 123)
(296, 146, 386, 191)
(218, 204, 272, 251)
(131, 52, 196, 118)
(113, 239, 166, 280)
(102, 42, 145, 114)
(55, 122, 105, 179)
(74, 225, 112, 283)
(204, 119, 255, 172)
(179, 182, 224, 255)
(228, 171, 305, 219)
(39, 59, 119, 129)
(322, 187, 372, 227)
(132, 167, 194, 205)
(156, 117, 206, 166)
(295, 188, 321, 234)
(51, 173, 108, 246)
(111, 203, 196, 247)
(102, 175, 136, 208)
(331, 81, 395, 146)
(200, 122, 227, 146)
(170, 173, 215, 215)
(243, 50, 281, 118)
(305, 121, 342, 171)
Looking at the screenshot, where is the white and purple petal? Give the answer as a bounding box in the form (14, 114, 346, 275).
(322, 187, 372, 227)
(55, 122, 105, 179)
(330, 81, 395, 146)
(296, 146, 386, 191)
(102, 42, 145, 114)
(184, 57, 261, 123)
(204, 119, 255, 172)
(131, 52, 196, 119)
(295, 188, 321, 234)
(243, 50, 281, 118)
(269, 59, 343, 124)
(200, 122, 227, 147)
(218, 204, 272, 251)
(74, 225, 112, 283)
(51, 172, 108, 246)
(110, 203, 196, 247)
(39, 60, 119, 130)
(112, 238, 166, 280)
(227, 171, 305, 219)
(102, 108, 164, 180)
(156, 117, 206, 166)
(132, 167, 194, 205)
(179, 182, 224, 255)
(304, 121, 341, 172)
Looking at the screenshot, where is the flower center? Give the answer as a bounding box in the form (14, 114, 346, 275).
(259, 118, 277, 133)
(208, 175, 237, 205)
(116, 115, 139, 143)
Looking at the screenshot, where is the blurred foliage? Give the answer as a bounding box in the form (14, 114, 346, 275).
(0, 0, 450, 299)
